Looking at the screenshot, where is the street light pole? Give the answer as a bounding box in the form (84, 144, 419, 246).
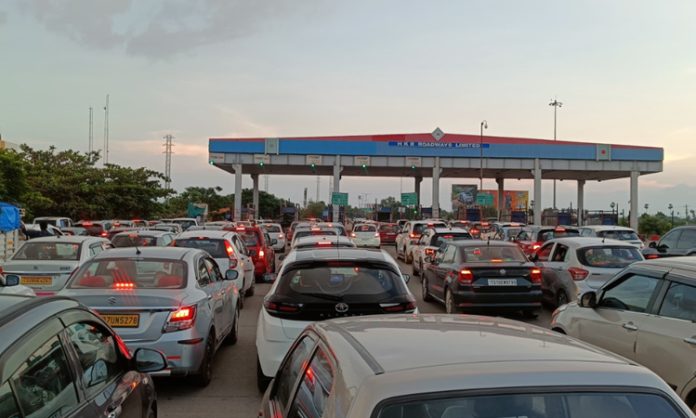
(668, 203, 674, 227)
(549, 99, 563, 210)
(480, 120, 487, 192)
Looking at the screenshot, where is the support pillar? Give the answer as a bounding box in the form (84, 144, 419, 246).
(496, 178, 504, 221)
(252, 174, 259, 219)
(432, 158, 441, 218)
(415, 176, 422, 218)
(533, 159, 542, 225)
(233, 163, 242, 221)
(577, 180, 585, 226)
(332, 156, 341, 222)
(630, 171, 639, 230)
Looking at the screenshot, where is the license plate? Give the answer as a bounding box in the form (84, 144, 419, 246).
(101, 314, 140, 328)
(488, 279, 517, 286)
(20, 276, 52, 286)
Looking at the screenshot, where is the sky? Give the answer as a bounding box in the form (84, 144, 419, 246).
(1, 0, 695, 215)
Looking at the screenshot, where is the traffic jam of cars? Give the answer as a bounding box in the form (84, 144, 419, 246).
(0, 210, 695, 417)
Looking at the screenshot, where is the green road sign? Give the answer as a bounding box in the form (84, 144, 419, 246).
(332, 192, 349, 206)
(401, 192, 418, 206)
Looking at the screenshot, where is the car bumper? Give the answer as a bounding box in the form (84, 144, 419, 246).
(254, 261, 269, 276)
(124, 330, 207, 376)
(353, 239, 380, 247)
(453, 289, 543, 309)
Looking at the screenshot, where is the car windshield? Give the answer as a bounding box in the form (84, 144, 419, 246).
(459, 245, 527, 262)
(112, 235, 158, 248)
(597, 230, 640, 241)
(577, 246, 643, 268)
(433, 233, 472, 247)
(377, 392, 684, 418)
(13, 242, 81, 261)
(379, 224, 399, 233)
(70, 259, 188, 289)
(174, 238, 228, 258)
(241, 232, 260, 247)
(414, 223, 446, 234)
(264, 225, 282, 233)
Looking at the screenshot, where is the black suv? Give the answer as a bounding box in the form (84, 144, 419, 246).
(0, 295, 167, 418)
(643, 226, 696, 259)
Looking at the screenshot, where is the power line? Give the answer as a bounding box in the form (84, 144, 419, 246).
(163, 134, 174, 189)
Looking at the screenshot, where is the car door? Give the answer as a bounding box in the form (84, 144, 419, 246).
(574, 272, 663, 361)
(208, 257, 235, 330)
(656, 229, 682, 256)
(414, 234, 429, 266)
(286, 344, 336, 418)
(233, 235, 254, 284)
(635, 273, 696, 394)
(535, 243, 558, 302)
(197, 257, 224, 341)
(431, 245, 457, 299)
(675, 229, 696, 255)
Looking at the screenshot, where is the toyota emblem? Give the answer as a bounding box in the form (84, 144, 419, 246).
(499, 269, 506, 275)
(107, 297, 117, 305)
(335, 303, 349, 313)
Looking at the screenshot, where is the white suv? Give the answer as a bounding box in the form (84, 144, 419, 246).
(395, 220, 447, 264)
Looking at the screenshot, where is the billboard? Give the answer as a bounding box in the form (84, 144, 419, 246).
(476, 190, 529, 210)
(451, 184, 478, 211)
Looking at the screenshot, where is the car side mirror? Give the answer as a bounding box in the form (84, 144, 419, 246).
(401, 274, 411, 284)
(3, 274, 20, 286)
(133, 348, 168, 373)
(579, 291, 597, 308)
(225, 269, 239, 281)
(263, 273, 276, 283)
(648, 241, 656, 248)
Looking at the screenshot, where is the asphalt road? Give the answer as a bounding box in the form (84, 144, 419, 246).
(157, 246, 552, 418)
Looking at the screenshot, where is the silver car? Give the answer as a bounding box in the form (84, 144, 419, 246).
(1, 236, 111, 296)
(533, 237, 644, 307)
(260, 314, 693, 417)
(59, 247, 241, 387)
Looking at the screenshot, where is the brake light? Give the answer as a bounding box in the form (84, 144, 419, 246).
(259, 249, 265, 258)
(351, 233, 356, 237)
(470, 228, 479, 235)
(646, 254, 659, 259)
(380, 301, 417, 313)
(264, 299, 301, 314)
(529, 268, 542, 283)
(374, 233, 380, 237)
(164, 305, 197, 332)
(568, 267, 589, 281)
(278, 234, 284, 239)
(316, 241, 332, 246)
(225, 241, 235, 257)
(531, 243, 541, 251)
(114, 282, 135, 290)
(458, 269, 474, 284)
(100, 231, 108, 237)
(425, 248, 435, 256)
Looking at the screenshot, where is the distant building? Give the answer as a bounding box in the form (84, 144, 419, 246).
(0, 136, 20, 151)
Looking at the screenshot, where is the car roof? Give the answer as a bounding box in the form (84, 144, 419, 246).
(429, 227, 470, 234)
(448, 239, 518, 247)
(544, 237, 635, 247)
(294, 235, 353, 244)
(20, 236, 104, 244)
(580, 225, 636, 231)
(285, 248, 390, 263)
(633, 256, 696, 272)
(92, 246, 201, 260)
(176, 230, 236, 239)
(114, 230, 171, 237)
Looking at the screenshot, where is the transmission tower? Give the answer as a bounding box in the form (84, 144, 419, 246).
(163, 135, 174, 189)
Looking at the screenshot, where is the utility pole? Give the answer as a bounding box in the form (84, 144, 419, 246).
(480, 120, 487, 191)
(103, 94, 110, 165)
(88, 107, 93, 162)
(163, 134, 174, 189)
(264, 175, 269, 192)
(549, 98, 563, 210)
(316, 176, 320, 202)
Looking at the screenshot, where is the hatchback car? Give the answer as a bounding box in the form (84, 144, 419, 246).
(533, 237, 644, 307)
(1, 236, 111, 296)
(350, 223, 380, 248)
(256, 248, 414, 391)
(289, 235, 356, 251)
(237, 226, 277, 281)
(395, 220, 448, 264)
(552, 256, 696, 410)
(0, 294, 167, 418)
(259, 314, 693, 418)
(422, 240, 542, 315)
(579, 225, 644, 248)
(59, 247, 241, 387)
(514, 225, 581, 256)
(260, 223, 287, 253)
(377, 223, 399, 245)
(111, 230, 176, 248)
(411, 227, 472, 277)
(73, 221, 112, 238)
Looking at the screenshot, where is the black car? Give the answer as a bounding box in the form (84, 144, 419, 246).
(642, 226, 696, 259)
(422, 240, 542, 316)
(0, 295, 167, 418)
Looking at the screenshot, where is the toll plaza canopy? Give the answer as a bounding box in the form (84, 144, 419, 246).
(209, 131, 663, 229)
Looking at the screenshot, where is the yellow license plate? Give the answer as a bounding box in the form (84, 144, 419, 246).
(20, 276, 52, 286)
(101, 314, 140, 328)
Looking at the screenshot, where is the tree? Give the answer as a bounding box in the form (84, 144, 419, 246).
(0, 149, 28, 204)
(301, 201, 326, 219)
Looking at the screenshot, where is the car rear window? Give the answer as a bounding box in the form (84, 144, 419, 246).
(414, 223, 446, 234)
(539, 229, 580, 241)
(433, 233, 472, 247)
(264, 225, 282, 233)
(75, 223, 106, 233)
(597, 230, 640, 241)
(241, 232, 260, 247)
(355, 224, 377, 232)
(174, 238, 227, 258)
(459, 245, 527, 262)
(70, 259, 188, 289)
(379, 224, 399, 233)
(112, 235, 158, 248)
(294, 230, 337, 240)
(173, 220, 197, 230)
(577, 246, 643, 268)
(13, 242, 81, 261)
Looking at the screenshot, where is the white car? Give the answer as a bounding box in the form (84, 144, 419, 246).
(0, 273, 35, 296)
(395, 220, 447, 264)
(260, 223, 286, 253)
(0, 236, 111, 296)
(291, 235, 356, 250)
(579, 225, 644, 248)
(172, 230, 255, 302)
(351, 223, 380, 248)
(256, 248, 414, 391)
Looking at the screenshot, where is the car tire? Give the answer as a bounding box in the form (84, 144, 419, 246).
(422, 277, 433, 302)
(556, 290, 569, 308)
(405, 249, 413, 265)
(147, 403, 156, 418)
(246, 281, 255, 297)
(257, 357, 272, 393)
(194, 330, 216, 387)
(224, 307, 239, 346)
(522, 309, 539, 319)
(445, 289, 458, 314)
(412, 262, 420, 277)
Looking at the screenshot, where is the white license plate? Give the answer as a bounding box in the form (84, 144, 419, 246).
(488, 279, 517, 286)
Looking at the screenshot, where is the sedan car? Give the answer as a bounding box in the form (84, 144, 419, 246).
(411, 227, 472, 277)
(111, 230, 176, 248)
(59, 247, 241, 387)
(0, 236, 111, 296)
(533, 237, 644, 307)
(0, 294, 167, 418)
(350, 223, 380, 248)
(256, 248, 414, 391)
(260, 314, 693, 418)
(552, 256, 696, 410)
(422, 240, 542, 315)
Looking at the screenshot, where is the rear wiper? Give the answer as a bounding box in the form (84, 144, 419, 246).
(300, 292, 343, 302)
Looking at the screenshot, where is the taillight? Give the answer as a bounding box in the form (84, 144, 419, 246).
(264, 299, 301, 316)
(529, 268, 542, 283)
(374, 233, 380, 237)
(0, 266, 3, 275)
(409, 233, 415, 238)
(259, 249, 265, 258)
(351, 233, 356, 238)
(425, 248, 435, 256)
(380, 300, 417, 313)
(164, 305, 197, 332)
(100, 231, 108, 237)
(646, 254, 659, 259)
(278, 234, 284, 239)
(568, 267, 589, 281)
(531, 243, 541, 251)
(458, 269, 474, 284)
(225, 241, 235, 257)
(229, 258, 238, 268)
(114, 282, 135, 290)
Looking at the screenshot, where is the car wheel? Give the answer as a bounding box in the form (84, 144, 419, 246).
(147, 403, 156, 418)
(556, 290, 569, 308)
(257, 357, 272, 393)
(412, 262, 420, 277)
(445, 289, 458, 314)
(405, 249, 413, 265)
(422, 277, 433, 302)
(194, 330, 215, 387)
(238, 292, 245, 310)
(224, 307, 239, 345)
(246, 280, 255, 296)
(419, 261, 424, 280)
(522, 309, 539, 319)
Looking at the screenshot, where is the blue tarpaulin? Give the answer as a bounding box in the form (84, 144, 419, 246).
(0, 203, 21, 232)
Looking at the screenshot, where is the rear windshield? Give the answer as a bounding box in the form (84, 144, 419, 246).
(174, 238, 227, 258)
(173, 220, 197, 230)
(433, 233, 472, 247)
(263, 225, 282, 233)
(277, 262, 407, 302)
(577, 246, 643, 268)
(13, 242, 81, 261)
(112, 235, 158, 248)
(294, 230, 337, 240)
(75, 223, 106, 233)
(241, 232, 260, 247)
(354, 224, 377, 232)
(597, 230, 640, 241)
(459, 245, 527, 262)
(414, 223, 446, 234)
(379, 224, 399, 233)
(539, 229, 580, 241)
(70, 259, 188, 289)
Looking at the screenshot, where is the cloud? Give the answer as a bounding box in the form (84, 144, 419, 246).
(19, 0, 325, 58)
(0, 11, 6, 25)
(118, 138, 208, 158)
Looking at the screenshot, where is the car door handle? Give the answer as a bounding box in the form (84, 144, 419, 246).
(622, 323, 638, 331)
(684, 337, 696, 345)
(107, 404, 122, 418)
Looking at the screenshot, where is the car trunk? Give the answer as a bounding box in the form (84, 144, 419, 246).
(354, 231, 377, 240)
(468, 265, 536, 292)
(583, 268, 623, 289)
(3, 261, 77, 293)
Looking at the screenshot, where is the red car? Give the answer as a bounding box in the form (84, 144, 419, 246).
(514, 225, 580, 257)
(378, 223, 399, 245)
(237, 226, 276, 281)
